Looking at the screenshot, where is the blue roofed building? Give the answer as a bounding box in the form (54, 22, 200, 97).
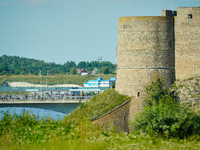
(110, 77, 116, 82)
(84, 77, 116, 88)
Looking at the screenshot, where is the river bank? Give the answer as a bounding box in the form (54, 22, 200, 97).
(0, 99, 88, 104)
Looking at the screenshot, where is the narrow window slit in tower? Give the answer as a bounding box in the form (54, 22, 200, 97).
(123, 25, 126, 29)
(124, 117, 126, 121)
(138, 92, 140, 97)
(188, 14, 193, 19)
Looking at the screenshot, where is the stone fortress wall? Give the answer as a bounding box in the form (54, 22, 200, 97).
(92, 99, 132, 133)
(93, 7, 200, 132)
(175, 7, 200, 80)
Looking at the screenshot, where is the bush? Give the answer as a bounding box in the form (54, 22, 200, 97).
(134, 104, 200, 138)
(143, 78, 176, 107)
(133, 78, 200, 139)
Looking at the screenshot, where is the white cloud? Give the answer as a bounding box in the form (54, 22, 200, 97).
(0, 2, 10, 6)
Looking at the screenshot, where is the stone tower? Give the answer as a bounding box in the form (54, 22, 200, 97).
(115, 16, 175, 106)
(116, 7, 200, 111)
(175, 7, 200, 80)
(93, 7, 200, 132)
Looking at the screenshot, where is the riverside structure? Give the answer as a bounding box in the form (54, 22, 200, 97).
(94, 7, 200, 132)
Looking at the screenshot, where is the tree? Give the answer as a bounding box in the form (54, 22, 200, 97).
(70, 67, 77, 75)
(0, 62, 9, 71)
(77, 61, 86, 69)
(102, 66, 110, 74)
(20, 71, 26, 75)
(0, 55, 116, 75)
(19, 66, 25, 72)
(15, 70, 20, 75)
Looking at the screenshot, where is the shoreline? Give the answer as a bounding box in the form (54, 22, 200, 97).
(0, 99, 88, 104)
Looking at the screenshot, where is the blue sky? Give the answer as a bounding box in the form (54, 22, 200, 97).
(0, 0, 200, 64)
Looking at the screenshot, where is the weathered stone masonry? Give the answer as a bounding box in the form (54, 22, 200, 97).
(93, 99, 132, 133)
(175, 7, 200, 80)
(116, 7, 200, 116)
(93, 7, 200, 132)
(116, 7, 200, 99)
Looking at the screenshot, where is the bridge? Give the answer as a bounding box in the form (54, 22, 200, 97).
(0, 86, 111, 113)
(0, 86, 110, 103)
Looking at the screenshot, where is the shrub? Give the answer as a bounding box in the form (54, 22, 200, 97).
(133, 78, 200, 139)
(134, 104, 200, 138)
(143, 78, 176, 107)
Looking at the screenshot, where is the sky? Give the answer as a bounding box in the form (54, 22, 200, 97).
(0, 0, 200, 65)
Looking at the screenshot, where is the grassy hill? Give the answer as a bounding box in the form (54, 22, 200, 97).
(66, 89, 130, 123)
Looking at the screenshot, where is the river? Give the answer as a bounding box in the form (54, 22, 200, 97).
(0, 103, 79, 120)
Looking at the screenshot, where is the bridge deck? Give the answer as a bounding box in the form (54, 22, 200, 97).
(0, 99, 88, 104)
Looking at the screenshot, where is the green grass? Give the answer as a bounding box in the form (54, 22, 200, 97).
(67, 89, 130, 122)
(2, 78, 200, 149)
(0, 110, 200, 150)
(1, 111, 200, 150)
(0, 74, 114, 86)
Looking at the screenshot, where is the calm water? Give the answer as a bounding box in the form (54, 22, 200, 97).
(0, 103, 79, 120)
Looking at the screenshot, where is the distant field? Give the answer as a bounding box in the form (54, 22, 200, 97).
(0, 74, 115, 86)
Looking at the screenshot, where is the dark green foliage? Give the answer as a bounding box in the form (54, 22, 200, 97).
(102, 66, 110, 74)
(134, 104, 200, 138)
(70, 67, 77, 75)
(143, 78, 176, 107)
(77, 61, 86, 69)
(111, 82, 115, 88)
(0, 55, 116, 75)
(67, 89, 130, 123)
(133, 78, 200, 139)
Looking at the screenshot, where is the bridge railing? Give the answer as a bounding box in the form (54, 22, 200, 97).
(0, 94, 94, 101)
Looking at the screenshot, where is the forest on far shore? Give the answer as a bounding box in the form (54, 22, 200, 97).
(0, 55, 116, 76)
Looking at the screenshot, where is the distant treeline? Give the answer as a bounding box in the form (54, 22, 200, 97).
(0, 55, 116, 75)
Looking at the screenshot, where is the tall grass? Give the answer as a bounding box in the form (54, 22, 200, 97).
(1, 80, 200, 149)
(1, 110, 200, 150)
